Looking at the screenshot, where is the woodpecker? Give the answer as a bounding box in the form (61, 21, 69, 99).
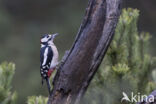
(40, 33, 59, 94)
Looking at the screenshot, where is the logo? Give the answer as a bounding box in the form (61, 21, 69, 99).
(121, 92, 154, 103)
(121, 92, 131, 102)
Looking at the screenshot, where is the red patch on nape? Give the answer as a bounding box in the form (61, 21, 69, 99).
(47, 69, 54, 78)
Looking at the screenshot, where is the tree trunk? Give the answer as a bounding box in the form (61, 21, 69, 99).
(48, 0, 122, 104)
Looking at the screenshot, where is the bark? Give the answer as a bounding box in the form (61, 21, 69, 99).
(48, 0, 122, 104)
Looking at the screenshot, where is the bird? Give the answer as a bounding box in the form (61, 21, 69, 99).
(40, 33, 59, 94)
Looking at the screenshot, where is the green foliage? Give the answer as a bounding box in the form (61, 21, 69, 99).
(27, 96, 48, 104)
(84, 8, 156, 104)
(0, 62, 17, 104)
(0, 61, 48, 104)
(112, 63, 129, 75)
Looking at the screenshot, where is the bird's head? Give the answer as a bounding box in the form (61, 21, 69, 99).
(40, 33, 59, 45)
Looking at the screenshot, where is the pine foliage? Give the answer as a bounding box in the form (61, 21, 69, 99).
(0, 62, 17, 104)
(84, 8, 156, 104)
(27, 96, 48, 104)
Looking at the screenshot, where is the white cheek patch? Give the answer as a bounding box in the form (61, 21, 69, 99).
(41, 38, 48, 42)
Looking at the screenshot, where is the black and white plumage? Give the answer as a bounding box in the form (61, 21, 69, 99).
(40, 33, 59, 94)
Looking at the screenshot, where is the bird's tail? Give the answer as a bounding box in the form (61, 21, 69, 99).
(46, 78, 51, 94)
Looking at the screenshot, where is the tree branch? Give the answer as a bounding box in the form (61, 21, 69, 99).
(48, 0, 122, 104)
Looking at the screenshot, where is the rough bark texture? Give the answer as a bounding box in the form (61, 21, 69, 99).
(48, 0, 122, 104)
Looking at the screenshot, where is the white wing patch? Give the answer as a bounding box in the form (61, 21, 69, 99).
(42, 47, 48, 66)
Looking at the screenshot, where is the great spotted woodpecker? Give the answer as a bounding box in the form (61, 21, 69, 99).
(40, 33, 59, 94)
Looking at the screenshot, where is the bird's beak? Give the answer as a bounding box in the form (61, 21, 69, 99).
(53, 33, 59, 38)
(49, 33, 59, 40)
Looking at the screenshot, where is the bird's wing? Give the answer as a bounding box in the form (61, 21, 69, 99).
(40, 46, 46, 68)
(40, 46, 53, 69)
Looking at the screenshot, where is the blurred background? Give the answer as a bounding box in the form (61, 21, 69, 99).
(0, 0, 155, 103)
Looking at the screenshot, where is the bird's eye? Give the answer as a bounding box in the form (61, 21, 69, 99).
(46, 35, 49, 38)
